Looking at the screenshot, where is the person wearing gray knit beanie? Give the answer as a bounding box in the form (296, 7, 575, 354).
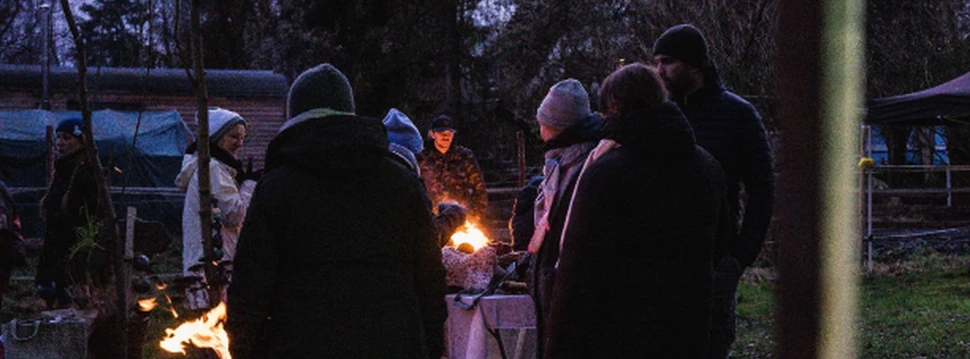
(286, 63, 356, 119)
(536, 79, 592, 141)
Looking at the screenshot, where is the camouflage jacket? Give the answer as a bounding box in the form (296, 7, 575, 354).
(418, 145, 488, 219)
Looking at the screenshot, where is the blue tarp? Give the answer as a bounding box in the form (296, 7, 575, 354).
(0, 109, 191, 187)
(0, 110, 193, 237)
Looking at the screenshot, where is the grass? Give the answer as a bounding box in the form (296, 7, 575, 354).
(6, 241, 970, 358)
(731, 254, 970, 359)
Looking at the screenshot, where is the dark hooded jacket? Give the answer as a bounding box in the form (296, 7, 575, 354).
(225, 114, 447, 359)
(36, 150, 104, 289)
(544, 102, 730, 358)
(673, 65, 775, 268)
(0, 180, 26, 300)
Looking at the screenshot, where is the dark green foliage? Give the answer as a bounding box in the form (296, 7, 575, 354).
(79, 0, 152, 67)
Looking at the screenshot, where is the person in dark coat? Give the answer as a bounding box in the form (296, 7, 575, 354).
(654, 24, 776, 359)
(544, 63, 730, 358)
(225, 64, 447, 359)
(36, 118, 105, 309)
(523, 78, 603, 358)
(0, 180, 27, 311)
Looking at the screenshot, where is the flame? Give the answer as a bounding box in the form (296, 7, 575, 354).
(164, 293, 178, 318)
(160, 302, 231, 359)
(450, 221, 491, 251)
(138, 297, 158, 312)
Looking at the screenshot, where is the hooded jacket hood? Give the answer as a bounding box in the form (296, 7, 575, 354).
(264, 113, 391, 174)
(603, 101, 697, 162)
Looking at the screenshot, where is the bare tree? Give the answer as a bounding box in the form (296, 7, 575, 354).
(59, 0, 127, 356)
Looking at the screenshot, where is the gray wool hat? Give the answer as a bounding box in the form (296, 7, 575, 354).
(286, 63, 356, 119)
(536, 79, 591, 132)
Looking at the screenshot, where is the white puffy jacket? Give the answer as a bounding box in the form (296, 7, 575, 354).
(176, 154, 256, 275)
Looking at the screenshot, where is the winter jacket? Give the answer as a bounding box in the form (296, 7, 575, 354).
(673, 66, 775, 268)
(526, 113, 603, 356)
(225, 112, 447, 359)
(509, 175, 543, 252)
(418, 144, 488, 219)
(176, 144, 256, 275)
(544, 102, 730, 358)
(0, 180, 25, 299)
(36, 150, 104, 290)
(387, 142, 466, 247)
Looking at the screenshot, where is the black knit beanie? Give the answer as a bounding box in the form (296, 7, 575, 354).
(653, 24, 710, 69)
(286, 63, 356, 119)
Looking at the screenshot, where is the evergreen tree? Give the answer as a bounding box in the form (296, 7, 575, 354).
(79, 0, 151, 67)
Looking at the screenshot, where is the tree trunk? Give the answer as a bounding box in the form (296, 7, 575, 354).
(59, 1, 126, 356)
(190, 0, 219, 308)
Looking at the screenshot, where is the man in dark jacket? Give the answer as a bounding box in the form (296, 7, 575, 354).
(418, 115, 488, 220)
(545, 63, 729, 358)
(654, 24, 776, 359)
(226, 64, 447, 359)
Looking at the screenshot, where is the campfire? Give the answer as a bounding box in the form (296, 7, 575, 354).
(450, 221, 491, 252)
(160, 302, 232, 359)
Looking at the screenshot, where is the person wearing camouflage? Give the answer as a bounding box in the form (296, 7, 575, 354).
(418, 115, 488, 220)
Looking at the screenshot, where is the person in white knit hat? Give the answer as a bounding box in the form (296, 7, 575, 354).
(176, 107, 257, 280)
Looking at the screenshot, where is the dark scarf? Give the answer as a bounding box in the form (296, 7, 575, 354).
(543, 113, 604, 151)
(185, 141, 245, 184)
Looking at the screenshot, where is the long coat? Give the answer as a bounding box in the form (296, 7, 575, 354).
(545, 102, 730, 358)
(36, 150, 103, 291)
(225, 113, 447, 359)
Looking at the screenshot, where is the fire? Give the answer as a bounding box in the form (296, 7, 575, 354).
(450, 221, 491, 252)
(160, 302, 231, 359)
(164, 293, 179, 318)
(138, 297, 158, 312)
